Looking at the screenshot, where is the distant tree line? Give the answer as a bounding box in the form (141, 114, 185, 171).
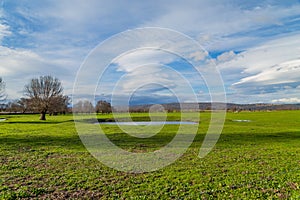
(73, 100, 112, 114)
(127, 102, 300, 112)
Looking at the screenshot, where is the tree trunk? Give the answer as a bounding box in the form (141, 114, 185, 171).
(40, 112, 46, 120)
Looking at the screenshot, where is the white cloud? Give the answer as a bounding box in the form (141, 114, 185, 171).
(189, 51, 208, 61)
(272, 97, 300, 103)
(0, 47, 42, 76)
(217, 51, 236, 63)
(0, 23, 10, 41)
(111, 50, 197, 101)
(111, 63, 198, 105)
(115, 66, 176, 94)
(219, 33, 300, 70)
(0, 46, 76, 98)
(114, 49, 178, 73)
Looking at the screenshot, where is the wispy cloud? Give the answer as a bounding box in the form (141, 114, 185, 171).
(0, 23, 10, 41)
(143, 1, 300, 50)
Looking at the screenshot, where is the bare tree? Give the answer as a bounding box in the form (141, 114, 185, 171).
(0, 77, 6, 102)
(24, 76, 64, 120)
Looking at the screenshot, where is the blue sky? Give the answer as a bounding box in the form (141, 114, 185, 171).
(1, 0, 300, 105)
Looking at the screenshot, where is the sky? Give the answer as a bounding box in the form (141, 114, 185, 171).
(1, 0, 300, 105)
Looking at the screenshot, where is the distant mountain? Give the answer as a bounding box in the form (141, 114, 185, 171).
(127, 102, 300, 112)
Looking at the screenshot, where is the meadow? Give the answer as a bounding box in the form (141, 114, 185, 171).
(0, 111, 299, 199)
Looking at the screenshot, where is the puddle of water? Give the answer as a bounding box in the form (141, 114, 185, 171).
(97, 121, 197, 125)
(232, 119, 251, 122)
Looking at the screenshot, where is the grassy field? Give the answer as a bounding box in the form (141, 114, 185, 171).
(0, 111, 299, 199)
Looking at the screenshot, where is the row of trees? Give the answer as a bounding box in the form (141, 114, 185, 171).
(0, 76, 112, 120)
(73, 100, 112, 114)
(4, 96, 70, 115)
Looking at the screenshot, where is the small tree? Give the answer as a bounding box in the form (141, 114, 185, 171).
(95, 100, 112, 114)
(6, 101, 20, 113)
(24, 76, 64, 120)
(0, 77, 6, 102)
(72, 100, 94, 113)
(83, 100, 94, 113)
(72, 101, 83, 113)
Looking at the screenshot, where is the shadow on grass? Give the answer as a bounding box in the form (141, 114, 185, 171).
(75, 116, 183, 124)
(216, 131, 300, 146)
(1, 130, 299, 152)
(4, 119, 75, 124)
(0, 135, 84, 150)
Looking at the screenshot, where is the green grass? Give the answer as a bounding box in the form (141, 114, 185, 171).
(0, 111, 299, 199)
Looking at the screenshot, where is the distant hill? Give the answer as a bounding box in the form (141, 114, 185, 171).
(128, 102, 300, 112)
